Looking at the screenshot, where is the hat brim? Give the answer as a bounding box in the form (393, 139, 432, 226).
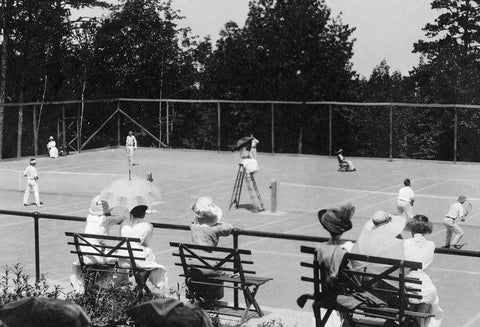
(195, 204, 222, 226)
(354, 212, 406, 256)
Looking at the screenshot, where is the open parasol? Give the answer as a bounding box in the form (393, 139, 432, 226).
(0, 297, 90, 327)
(98, 178, 162, 211)
(232, 136, 254, 152)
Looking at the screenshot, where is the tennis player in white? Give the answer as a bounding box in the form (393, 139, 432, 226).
(443, 195, 466, 249)
(125, 131, 137, 166)
(23, 159, 43, 207)
(397, 178, 415, 219)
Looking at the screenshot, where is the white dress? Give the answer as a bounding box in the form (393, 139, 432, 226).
(120, 218, 168, 292)
(404, 234, 443, 327)
(47, 140, 58, 158)
(70, 214, 125, 293)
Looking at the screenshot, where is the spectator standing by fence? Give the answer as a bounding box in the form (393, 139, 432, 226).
(23, 159, 43, 207)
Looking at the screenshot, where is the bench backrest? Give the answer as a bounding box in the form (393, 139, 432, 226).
(170, 242, 256, 279)
(65, 232, 145, 270)
(300, 245, 424, 317)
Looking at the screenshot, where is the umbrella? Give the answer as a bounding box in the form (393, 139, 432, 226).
(232, 136, 254, 152)
(0, 297, 90, 327)
(350, 211, 407, 289)
(126, 298, 213, 327)
(99, 178, 162, 211)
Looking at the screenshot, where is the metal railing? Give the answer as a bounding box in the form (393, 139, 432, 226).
(1, 209, 479, 308)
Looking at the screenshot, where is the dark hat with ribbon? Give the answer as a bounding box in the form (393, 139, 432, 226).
(318, 203, 355, 235)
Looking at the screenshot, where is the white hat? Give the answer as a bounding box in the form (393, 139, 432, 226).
(49, 136, 54, 140)
(353, 211, 406, 259)
(89, 195, 112, 215)
(192, 196, 222, 226)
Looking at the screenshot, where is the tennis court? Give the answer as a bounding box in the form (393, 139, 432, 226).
(0, 148, 479, 326)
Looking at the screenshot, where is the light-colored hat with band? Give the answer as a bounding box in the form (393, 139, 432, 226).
(192, 196, 222, 226)
(89, 195, 112, 215)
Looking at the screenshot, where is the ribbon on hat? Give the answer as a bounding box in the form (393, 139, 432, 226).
(318, 203, 355, 235)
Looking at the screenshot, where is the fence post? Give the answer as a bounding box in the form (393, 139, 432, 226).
(389, 104, 393, 161)
(33, 212, 40, 281)
(233, 231, 239, 309)
(454, 106, 458, 164)
(271, 103, 275, 154)
(166, 101, 170, 148)
(328, 104, 332, 157)
(77, 105, 81, 153)
(62, 105, 66, 151)
(158, 100, 162, 148)
(217, 102, 221, 151)
(117, 107, 121, 147)
(270, 180, 277, 213)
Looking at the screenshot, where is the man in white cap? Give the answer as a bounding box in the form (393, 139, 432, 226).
(443, 195, 466, 249)
(125, 130, 137, 167)
(397, 178, 415, 219)
(23, 159, 43, 207)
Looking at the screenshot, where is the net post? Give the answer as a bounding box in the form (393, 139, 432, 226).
(270, 179, 277, 213)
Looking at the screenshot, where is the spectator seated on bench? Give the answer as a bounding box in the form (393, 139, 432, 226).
(170, 242, 272, 325)
(119, 205, 169, 296)
(70, 196, 126, 293)
(336, 149, 356, 172)
(66, 231, 156, 300)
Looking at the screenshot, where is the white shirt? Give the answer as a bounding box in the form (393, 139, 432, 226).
(23, 165, 38, 180)
(47, 140, 56, 149)
(126, 135, 137, 148)
(404, 234, 435, 270)
(445, 202, 464, 219)
(398, 186, 415, 202)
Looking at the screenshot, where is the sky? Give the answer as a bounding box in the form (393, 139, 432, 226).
(81, 0, 440, 78)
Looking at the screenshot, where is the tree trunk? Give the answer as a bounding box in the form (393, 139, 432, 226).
(0, 0, 8, 159)
(17, 72, 25, 157)
(33, 105, 38, 156)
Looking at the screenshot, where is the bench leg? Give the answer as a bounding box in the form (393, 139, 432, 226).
(134, 271, 152, 301)
(239, 286, 264, 324)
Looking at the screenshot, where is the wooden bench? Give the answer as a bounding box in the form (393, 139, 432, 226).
(65, 232, 155, 300)
(170, 242, 272, 324)
(298, 245, 434, 327)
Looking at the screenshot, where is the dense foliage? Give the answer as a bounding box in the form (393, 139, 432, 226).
(0, 0, 480, 161)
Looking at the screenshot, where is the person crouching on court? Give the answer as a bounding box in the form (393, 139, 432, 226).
(405, 215, 443, 327)
(70, 196, 126, 293)
(119, 205, 169, 295)
(443, 195, 466, 249)
(190, 196, 233, 247)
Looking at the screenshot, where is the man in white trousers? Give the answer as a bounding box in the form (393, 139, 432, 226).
(125, 131, 137, 167)
(23, 159, 43, 207)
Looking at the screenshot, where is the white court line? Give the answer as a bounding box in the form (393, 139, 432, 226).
(462, 313, 480, 327)
(429, 267, 480, 276)
(281, 181, 480, 201)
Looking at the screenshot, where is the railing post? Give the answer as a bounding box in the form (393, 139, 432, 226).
(328, 104, 332, 157)
(389, 104, 393, 161)
(270, 180, 277, 213)
(33, 212, 40, 281)
(233, 231, 239, 309)
(454, 106, 458, 164)
(271, 103, 275, 154)
(217, 102, 221, 151)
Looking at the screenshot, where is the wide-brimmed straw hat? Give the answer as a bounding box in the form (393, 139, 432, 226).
(192, 196, 222, 226)
(317, 203, 355, 235)
(354, 211, 406, 258)
(89, 195, 112, 215)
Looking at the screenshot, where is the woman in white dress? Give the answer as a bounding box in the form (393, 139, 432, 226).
(404, 215, 443, 327)
(47, 136, 58, 158)
(119, 205, 168, 295)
